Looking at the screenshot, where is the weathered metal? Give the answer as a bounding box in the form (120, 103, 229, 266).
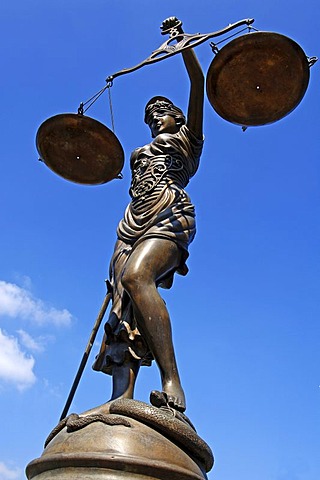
(106, 18, 254, 83)
(26, 399, 213, 480)
(36, 113, 124, 185)
(29, 14, 317, 480)
(206, 31, 311, 126)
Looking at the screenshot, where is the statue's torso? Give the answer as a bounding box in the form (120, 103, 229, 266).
(129, 126, 202, 214)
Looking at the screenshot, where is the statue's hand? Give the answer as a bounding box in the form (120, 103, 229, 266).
(160, 17, 184, 36)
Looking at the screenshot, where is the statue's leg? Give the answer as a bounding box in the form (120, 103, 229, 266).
(94, 240, 143, 402)
(121, 237, 186, 412)
(111, 361, 141, 401)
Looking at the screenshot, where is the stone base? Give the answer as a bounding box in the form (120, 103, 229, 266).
(26, 400, 213, 480)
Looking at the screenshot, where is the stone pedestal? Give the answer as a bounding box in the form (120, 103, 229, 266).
(26, 400, 213, 480)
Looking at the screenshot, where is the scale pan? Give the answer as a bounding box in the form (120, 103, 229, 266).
(36, 113, 124, 185)
(206, 31, 310, 126)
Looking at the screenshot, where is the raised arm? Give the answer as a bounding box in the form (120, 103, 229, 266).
(160, 17, 204, 139)
(181, 47, 204, 139)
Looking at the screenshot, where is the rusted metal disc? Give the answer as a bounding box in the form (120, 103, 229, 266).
(206, 31, 310, 126)
(36, 113, 124, 185)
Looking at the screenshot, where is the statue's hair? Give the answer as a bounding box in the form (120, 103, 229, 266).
(144, 96, 186, 129)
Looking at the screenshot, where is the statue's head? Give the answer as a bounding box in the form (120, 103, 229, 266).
(144, 96, 186, 138)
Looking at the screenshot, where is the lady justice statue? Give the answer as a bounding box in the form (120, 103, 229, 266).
(30, 15, 317, 480)
(92, 17, 204, 413)
(36, 16, 312, 420)
(30, 14, 317, 479)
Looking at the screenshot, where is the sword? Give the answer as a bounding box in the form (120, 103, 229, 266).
(59, 290, 112, 421)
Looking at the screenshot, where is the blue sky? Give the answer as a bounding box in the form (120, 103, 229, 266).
(0, 1, 319, 479)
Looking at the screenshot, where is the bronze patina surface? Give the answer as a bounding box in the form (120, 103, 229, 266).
(36, 113, 124, 185)
(91, 17, 205, 415)
(206, 31, 310, 126)
(26, 399, 212, 480)
(28, 15, 316, 480)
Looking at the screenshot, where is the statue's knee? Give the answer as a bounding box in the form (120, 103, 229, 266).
(121, 267, 151, 294)
(121, 268, 138, 294)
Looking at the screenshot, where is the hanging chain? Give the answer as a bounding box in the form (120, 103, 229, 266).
(107, 83, 115, 132)
(77, 78, 115, 131)
(77, 85, 108, 114)
(210, 24, 259, 54)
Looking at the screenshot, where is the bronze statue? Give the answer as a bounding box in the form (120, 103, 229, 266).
(29, 16, 318, 480)
(92, 17, 204, 413)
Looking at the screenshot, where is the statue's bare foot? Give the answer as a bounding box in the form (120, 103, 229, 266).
(165, 390, 186, 413)
(163, 380, 186, 412)
(151, 383, 186, 412)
